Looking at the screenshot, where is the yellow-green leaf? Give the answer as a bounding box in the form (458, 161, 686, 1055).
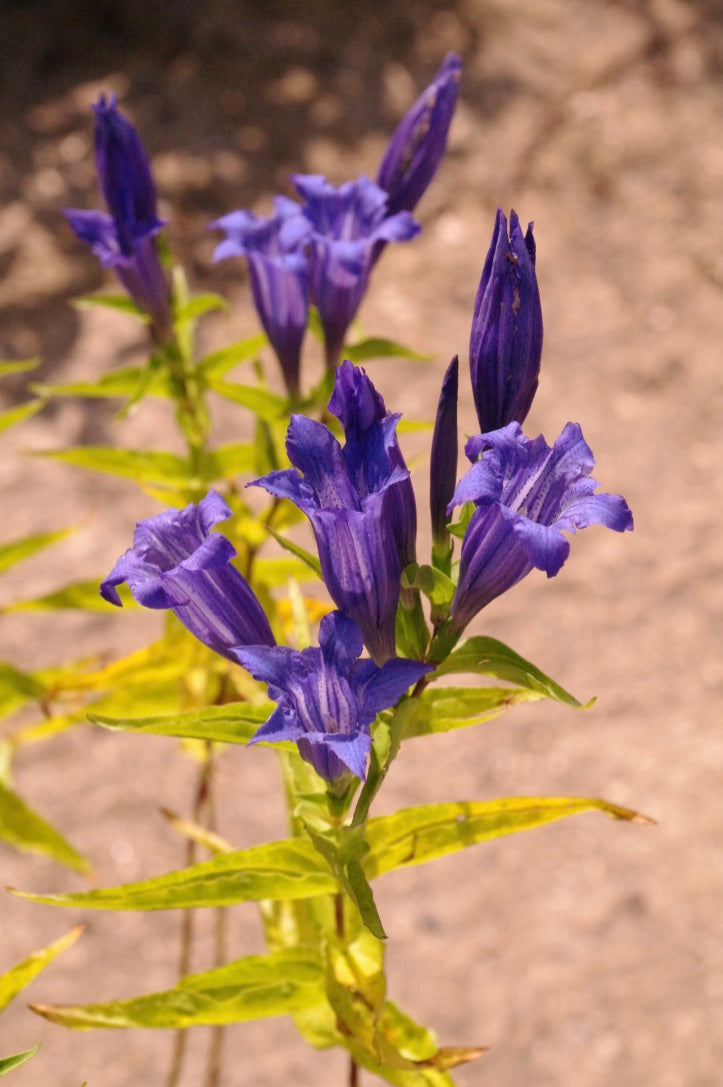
(14, 838, 335, 910)
(31, 948, 324, 1030)
(0, 528, 75, 575)
(402, 686, 541, 739)
(0, 1045, 40, 1076)
(35, 447, 191, 487)
(1, 579, 135, 614)
(0, 359, 39, 378)
(32, 365, 171, 401)
(90, 702, 273, 745)
(208, 381, 287, 421)
(254, 556, 320, 588)
(75, 293, 145, 318)
(0, 926, 83, 1012)
(202, 442, 256, 479)
(0, 783, 89, 872)
(14, 797, 649, 914)
(434, 636, 590, 707)
(344, 338, 432, 364)
(0, 663, 47, 720)
(197, 335, 267, 380)
(0, 401, 44, 434)
(175, 293, 228, 323)
(266, 527, 322, 577)
(363, 797, 648, 879)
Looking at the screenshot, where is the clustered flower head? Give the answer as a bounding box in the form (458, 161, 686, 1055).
(97, 57, 634, 787)
(65, 94, 172, 341)
(213, 55, 462, 391)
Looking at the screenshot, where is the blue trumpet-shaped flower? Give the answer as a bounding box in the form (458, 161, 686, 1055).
(65, 94, 172, 339)
(292, 174, 420, 367)
(235, 611, 430, 781)
(377, 52, 461, 216)
(212, 197, 312, 398)
(251, 362, 416, 665)
(447, 422, 633, 633)
(469, 209, 543, 435)
(101, 490, 274, 658)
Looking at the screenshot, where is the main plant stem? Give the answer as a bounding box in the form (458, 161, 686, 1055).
(165, 744, 217, 1087)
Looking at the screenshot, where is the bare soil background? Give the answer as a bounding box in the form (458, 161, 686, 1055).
(1, 1, 722, 1085)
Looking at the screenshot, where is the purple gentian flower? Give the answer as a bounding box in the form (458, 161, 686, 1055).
(292, 174, 420, 367)
(251, 362, 416, 665)
(446, 422, 634, 633)
(377, 52, 461, 216)
(469, 209, 543, 435)
(235, 611, 431, 782)
(212, 197, 312, 399)
(65, 94, 172, 340)
(429, 355, 459, 553)
(101, 490, 274, 658)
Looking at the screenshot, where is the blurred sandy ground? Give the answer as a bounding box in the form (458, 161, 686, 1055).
(1, 1, 722, 1084)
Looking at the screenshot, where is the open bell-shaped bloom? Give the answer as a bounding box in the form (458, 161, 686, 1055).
(101, 490, 274, 658)
(377, 52, 461, 216)
(65, 94, 172, 340)
(469, 209, 543, 434)
(235, 611, 431, 781)
(212, 197, 312, 398)
(251, 362, 416, 665)
(292, 174, 420, 367)
(447, 422, 633, 633)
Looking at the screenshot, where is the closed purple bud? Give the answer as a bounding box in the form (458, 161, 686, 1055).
(293, 174, 420, 368)
(101, 490, 275, 658)
(377, 53, 461, 216)
(430, 355, 459, 552)
(65, 95, 171, 339)
(446, 422, 633, 633)
(469, 209, 542, 434)
(235, 611, 431, 782)
(212, 197, 312, 398)
(92, 93, 161, 254)
(250, 362, 416, 665)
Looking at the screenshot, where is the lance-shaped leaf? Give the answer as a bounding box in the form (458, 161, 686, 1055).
(32, 364, 172, 401)
(0, 358, 39, 378)
(0, 926, 84, 1012)
(35, 447, 192, 487)
(15, 799, 648, 913)
(0, 662, 47, 720)
(14, 838, 336, 910)
(0, 401, 44, 434)
(363, 797, 649, 879)
(401, 685, 541, 739)
(205, 380, 288, 422)
(304, 822, 386, 939)
(343, 338, 432, 364)
(0, 783, 89, 872)
(2, 579, 136, 614)
(0, 528, 75, 575)
(90, 702, 274, 746)
(432, 635, 590, 707)
(0, 1046, 40, 1077)
(31, 947, 324, 1030)
(196, 335, 268, 381)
